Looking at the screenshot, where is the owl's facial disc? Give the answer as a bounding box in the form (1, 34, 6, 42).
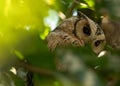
(94, 40, 101, 47)
(83, 24, 91, 36)
(75, 19, 92, 43)
(75, 12, 106, 54)
(92, 39, 106, 54)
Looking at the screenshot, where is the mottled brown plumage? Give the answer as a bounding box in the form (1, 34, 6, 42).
(46, 12, 106, 54)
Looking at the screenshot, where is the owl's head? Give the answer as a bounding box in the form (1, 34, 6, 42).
(75, 12, 106, 54)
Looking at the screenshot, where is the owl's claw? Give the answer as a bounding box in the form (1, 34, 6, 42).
(62, 34, 85, 46)
(47, 32, 85, 51)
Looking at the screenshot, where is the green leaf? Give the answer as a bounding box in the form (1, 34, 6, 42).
(8, 71, 25, 86)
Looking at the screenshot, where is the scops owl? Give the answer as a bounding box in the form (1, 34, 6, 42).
(46, 12, 106, 54)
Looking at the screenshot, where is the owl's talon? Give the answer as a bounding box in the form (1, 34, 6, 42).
(79, 40, 85, 46)
(72, 40, 79, 46)
(63, 35, 68, 39)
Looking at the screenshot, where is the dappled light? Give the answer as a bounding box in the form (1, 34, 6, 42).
(0, 0, 120, 86)
(44, 9, 59, 31)
(0, 0, 52, 65)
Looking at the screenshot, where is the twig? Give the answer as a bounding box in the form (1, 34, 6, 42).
(15, 60, 55, 76)
(66, 0, 80, 18)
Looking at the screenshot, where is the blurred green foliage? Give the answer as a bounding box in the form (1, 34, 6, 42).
(0, 0, 120, 86)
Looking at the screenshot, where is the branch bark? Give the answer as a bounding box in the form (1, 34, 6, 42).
(15, 60, 55, 76)
(66, 0, 80, 18)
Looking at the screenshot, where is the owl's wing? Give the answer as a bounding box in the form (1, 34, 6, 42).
(46, 16, 85, 51)
(46, 30, 84, 51)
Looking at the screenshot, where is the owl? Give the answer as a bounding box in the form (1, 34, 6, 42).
(46, 12, 106, 54)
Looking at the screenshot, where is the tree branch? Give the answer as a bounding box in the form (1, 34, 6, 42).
(15, 60, 55, 76)
(66, 0, 80, 18)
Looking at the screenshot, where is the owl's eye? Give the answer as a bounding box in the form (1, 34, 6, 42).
(94, 40, 101, 47)
(83, 25, 91, 36)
